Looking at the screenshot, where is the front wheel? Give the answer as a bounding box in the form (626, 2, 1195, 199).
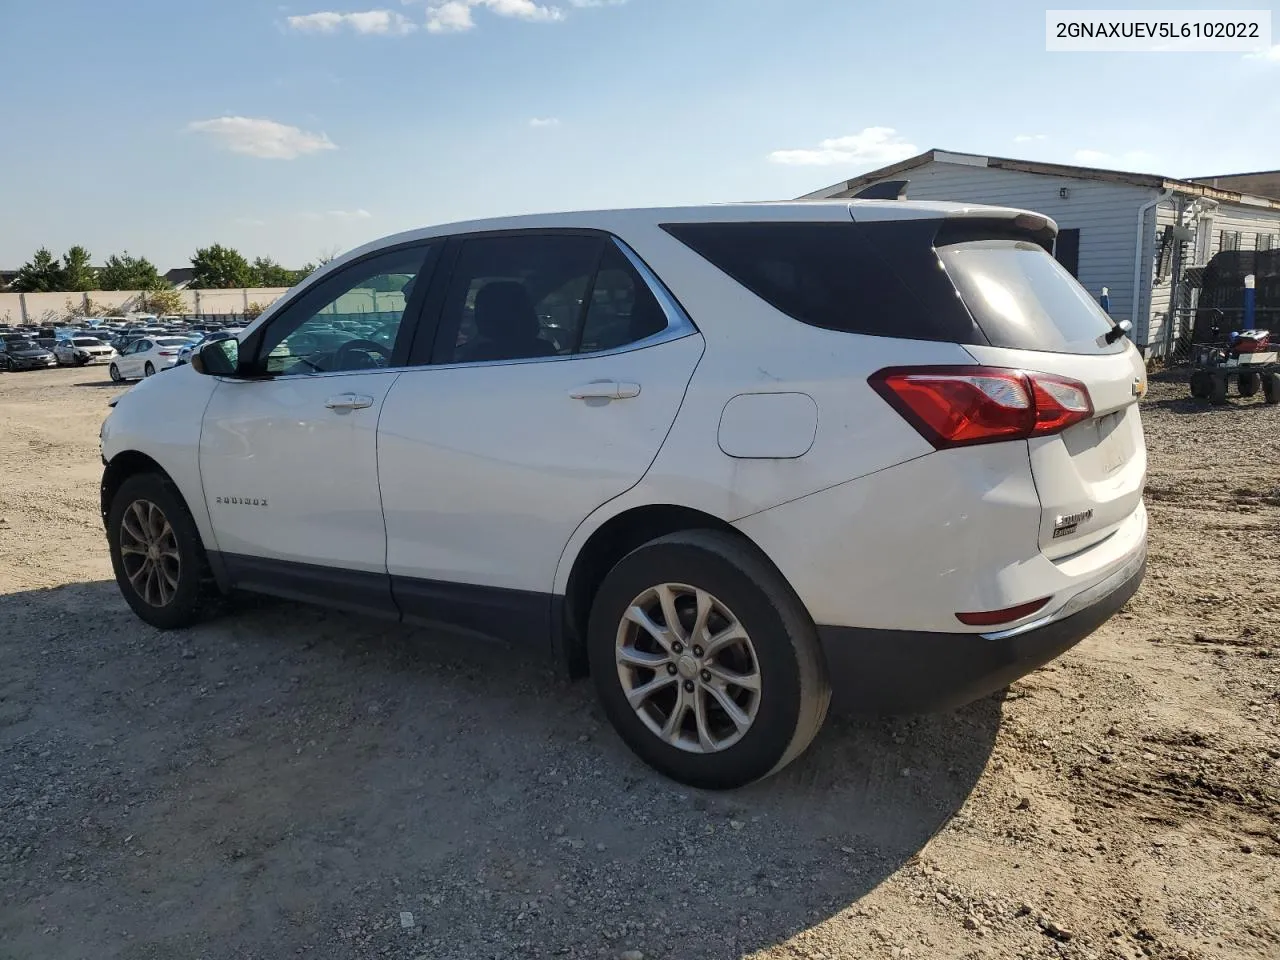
(1238, 371, 1259, 397)
(107, 472, 213, 629)
(1263, 372, 1280, 405)
(109, 363, 122, 382)
(144, 362, 155, 377)
(587, 529, 830, 789)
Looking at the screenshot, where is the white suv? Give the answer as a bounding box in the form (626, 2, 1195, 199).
(100, 202, 1148, 788)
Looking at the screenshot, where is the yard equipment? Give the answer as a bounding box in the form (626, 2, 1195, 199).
(1188, 327, 1280, 404)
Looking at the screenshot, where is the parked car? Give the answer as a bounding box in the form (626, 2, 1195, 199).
(1, 338, 59, 371)
(54, 336, 117, 366)
(100, 202, 1149, 788)
(175, 329, 238, 366)
(107, 336, 193, 381)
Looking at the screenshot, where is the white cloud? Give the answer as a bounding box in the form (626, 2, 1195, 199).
(528, 117, 560, 127)
(187, 117, 337, 159)
(1244, 44, 1280, 61)
(426, 1, 475, 31)
(425, 0, 564, 32)
(1073, 149, 1158, 171)
(1014, 133, 1047, 143)
(235, 217, 268, 226)
(288, 10, 417, 34)
(567, 0, 626, 6)
(328, 209, 373, 219)
(767, 126, 918, 167)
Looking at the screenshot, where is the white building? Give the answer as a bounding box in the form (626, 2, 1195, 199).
(803, 150, 1280, 357)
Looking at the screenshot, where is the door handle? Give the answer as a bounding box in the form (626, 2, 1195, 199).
(569, 381, 641, 401)
(325, 393, 375, 410)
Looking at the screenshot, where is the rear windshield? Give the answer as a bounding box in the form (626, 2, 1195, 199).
(662, 220, 1125, 355)
(73, 338, 103, 346)
(939, 240, 1124, 355)
(157, 337, 189, 346)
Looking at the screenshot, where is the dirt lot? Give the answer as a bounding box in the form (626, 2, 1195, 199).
(0, 365, 1277, 960)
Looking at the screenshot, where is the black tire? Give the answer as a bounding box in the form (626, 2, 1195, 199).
(107, 472, 215, 629)
(109, 363, 122, 383)
(1238, 371, 1259, 397)
(144, 362, 155, 377)
(1263, 372, 1280, 405)
(1189, 371, 1211, 399)
(1209, 374, 1229, 405)
(587, 529, 830, 789)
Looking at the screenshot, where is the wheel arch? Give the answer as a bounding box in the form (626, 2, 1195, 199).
(555, 503, 780, 678)
(101, 450, 229, 592)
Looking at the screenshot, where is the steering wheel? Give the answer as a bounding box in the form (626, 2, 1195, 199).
(332, 338, 392, 370)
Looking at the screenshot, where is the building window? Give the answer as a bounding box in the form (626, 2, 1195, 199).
(1258, 233, 1275, 251)
(1220, 231, 1241, 252)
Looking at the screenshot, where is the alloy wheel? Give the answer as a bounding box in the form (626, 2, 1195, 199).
(118, 499, 181, 607)
(615, 583, 761, 754)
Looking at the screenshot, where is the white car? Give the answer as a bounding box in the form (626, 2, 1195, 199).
(100, 202, 1148, 788)
(54, 335, 117, 366)
(108, 336, 194, 381)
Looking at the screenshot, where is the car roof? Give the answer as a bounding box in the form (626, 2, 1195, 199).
(311, 199, 1048, 281)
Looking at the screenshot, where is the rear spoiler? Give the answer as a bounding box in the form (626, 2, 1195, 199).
(935, 213, 1057, 253)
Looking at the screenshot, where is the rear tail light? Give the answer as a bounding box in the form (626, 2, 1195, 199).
(158, 350, 178, 356)
(869, 366, 1093, 448)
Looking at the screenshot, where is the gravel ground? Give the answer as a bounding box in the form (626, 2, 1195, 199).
(1, 365, 1277, 960)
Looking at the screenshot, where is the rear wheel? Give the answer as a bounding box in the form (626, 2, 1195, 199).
(109, 363, 122, 382)
(144, 361, 155, 377)
(1209, 374, 1229, 405)
(1263, 372, 1280, 405)
(587, 529, 830, 789)
(107, 473, 214, 629)
(1189, 371, 1211, 399)
(1238, 371, 1259, 397)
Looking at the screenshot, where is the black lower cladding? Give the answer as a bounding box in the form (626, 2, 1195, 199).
(214, 552, 552, 647)
(817, 558, 1146, 714)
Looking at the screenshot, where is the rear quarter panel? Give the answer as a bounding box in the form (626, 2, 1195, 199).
(553, 223, 973, 594)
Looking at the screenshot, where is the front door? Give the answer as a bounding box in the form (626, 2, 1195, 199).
(198, 242, 436, 615)
(377, 232, 703, 639)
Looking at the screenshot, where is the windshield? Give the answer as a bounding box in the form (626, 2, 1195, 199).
(7, 340, 37, 349)
(939, 239, 1125, 355)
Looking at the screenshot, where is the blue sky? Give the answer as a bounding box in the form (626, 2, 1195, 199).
(4, 0, 1279, 270)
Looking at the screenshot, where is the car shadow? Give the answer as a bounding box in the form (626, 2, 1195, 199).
(0, 581, 1001, 960)
(73, 378, 125, 389)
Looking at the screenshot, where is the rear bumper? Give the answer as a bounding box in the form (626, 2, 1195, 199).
(817, 542, 1146, 714)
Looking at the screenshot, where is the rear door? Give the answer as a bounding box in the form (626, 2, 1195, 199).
(939, 237, 1148, 557)
(377, 231, 702, 636)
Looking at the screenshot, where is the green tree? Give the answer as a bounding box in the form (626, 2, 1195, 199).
(191, 244, 252, 289)
(249, 256, 296, 287)
(61, 246, 97, 291)
(11, 248, 65, 292)
(98, 252, 164, 291)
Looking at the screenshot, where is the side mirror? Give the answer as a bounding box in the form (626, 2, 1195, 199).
(190, 337, 239, 376)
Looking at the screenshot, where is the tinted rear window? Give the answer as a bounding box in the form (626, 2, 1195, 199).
(939, 240, 1124, 354)
(662, 220, 1125, 354)
(661, 221, 980, 344)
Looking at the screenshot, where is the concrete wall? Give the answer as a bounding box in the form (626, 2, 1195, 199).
(827, 159, 1159, 346)
(0, 288, 291, 325)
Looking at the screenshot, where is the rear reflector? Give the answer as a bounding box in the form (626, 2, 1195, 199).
(955, 597, 1051, 626)
(869, 366, 1093, 448)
